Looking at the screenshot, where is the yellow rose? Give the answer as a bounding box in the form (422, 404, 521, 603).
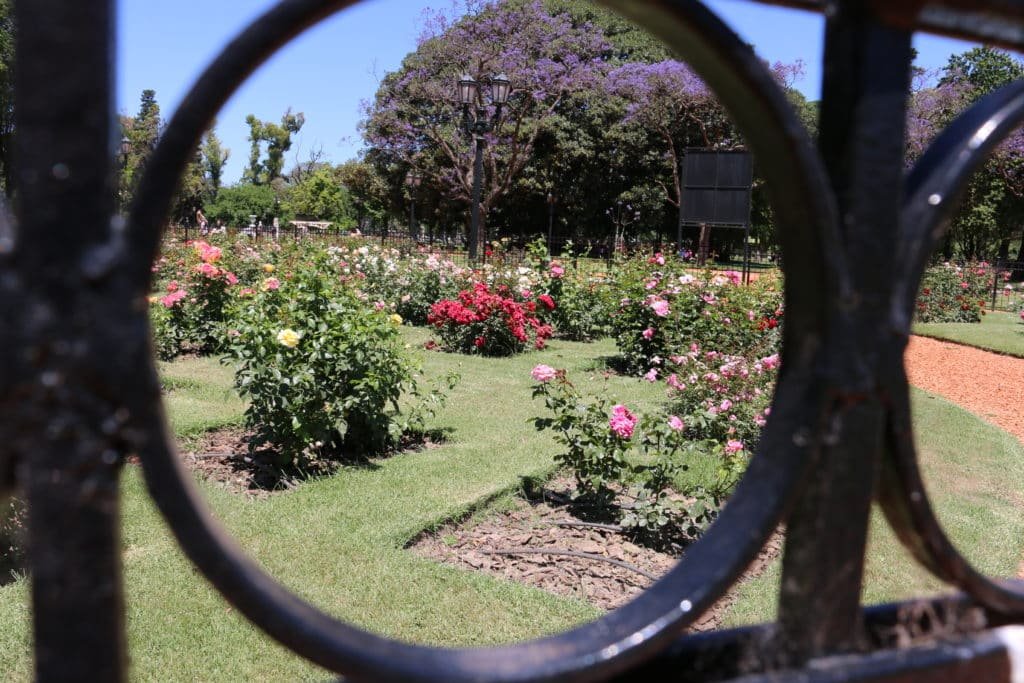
(263, 263, 275, 273)
(147, 295, 159, 304)
(389, 314, 403, 325)
(276, 329, 300, 348)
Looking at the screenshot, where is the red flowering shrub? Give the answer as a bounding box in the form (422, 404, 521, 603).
(427, 282, 553, 356)
(916, 262, 991, 323)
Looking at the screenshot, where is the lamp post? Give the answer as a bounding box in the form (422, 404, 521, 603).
(405, 170, 422, 241)
(457, 72, 510, 261)
(546, 192, 556, 257)
(118, 136, 130, 212)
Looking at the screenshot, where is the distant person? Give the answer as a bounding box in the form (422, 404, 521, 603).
(196, 207, 209, 235)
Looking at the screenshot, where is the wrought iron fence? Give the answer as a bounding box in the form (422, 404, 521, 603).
(5, 0, 1024, 681)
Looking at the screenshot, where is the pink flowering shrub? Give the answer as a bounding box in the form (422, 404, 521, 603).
(609, 257, 782, 374)
(149, 238, 241, 359)
(428, 283, 553, 356)
(531, 369, 727, 539)
(663, 346, 780, 453)
(916, 262, 991, 323)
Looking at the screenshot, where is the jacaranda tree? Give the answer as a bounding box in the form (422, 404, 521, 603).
(361, 0, 612, 245)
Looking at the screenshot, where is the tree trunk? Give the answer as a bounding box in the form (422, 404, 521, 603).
(1012, 233, 1024, 281)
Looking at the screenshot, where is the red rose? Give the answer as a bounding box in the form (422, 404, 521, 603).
(474, 336, 486, 348)
(539, 294, 556, 310)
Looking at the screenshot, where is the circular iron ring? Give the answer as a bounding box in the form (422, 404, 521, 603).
(879, 79, 1024, 616)
(128, 0, 840, 680)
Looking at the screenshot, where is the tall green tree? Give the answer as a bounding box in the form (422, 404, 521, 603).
(119, 89, 162, 209)
(243, 109, 305, 185)
(336, 159, 390, 230)
(201, 127, 230, 197)
(282, 166, 355, 227)
(909, 47, 1024, 260)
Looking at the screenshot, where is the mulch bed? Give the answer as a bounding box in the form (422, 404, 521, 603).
(411, 478, 783, 628)
(178, 427, 281, 499)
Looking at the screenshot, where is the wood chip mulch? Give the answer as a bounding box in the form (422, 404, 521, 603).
(411, 480, 783, 629)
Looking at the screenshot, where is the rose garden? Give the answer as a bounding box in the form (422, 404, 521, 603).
(5, 1, 1024, 679)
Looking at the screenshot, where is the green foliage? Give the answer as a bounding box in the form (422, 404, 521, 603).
(336, 159, 391, 228)
(282, 167, 356, 226)
(542, 262, 615, 341)
(207, 183, 277, 227)
(226, 254, 452, 471)
(916, 262, 992, 323)
(940, 47, 1024, 95)
(0, 0, 14, 197)
(201, 127, 230, 197)
(243, 109, 305, 185)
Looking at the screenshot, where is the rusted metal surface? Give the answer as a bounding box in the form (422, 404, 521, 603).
(3, 0, 1024, 680)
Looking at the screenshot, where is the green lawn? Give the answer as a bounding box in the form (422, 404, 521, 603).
(0, 329, 1020, 680)
(914, 310, 1024, 357)
(723, 387, 1024, 626)
(0, 330, 663, 681)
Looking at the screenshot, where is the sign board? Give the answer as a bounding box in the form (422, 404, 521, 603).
(680, 150, 753, 227)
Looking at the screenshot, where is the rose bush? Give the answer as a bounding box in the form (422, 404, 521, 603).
(609, 258, 782, 374)
(149, 238, 241, 359)
(531, 368, 739, 540)
(226, 253, 454, 472)
(916, 262, 991, 323)
(427, 282, 553, 356)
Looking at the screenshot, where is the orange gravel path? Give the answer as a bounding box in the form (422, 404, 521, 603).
(905, 335, 1024, 444)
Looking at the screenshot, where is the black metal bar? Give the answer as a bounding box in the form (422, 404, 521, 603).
(9, 0, 127, 679)
(775, 1, 914, 665)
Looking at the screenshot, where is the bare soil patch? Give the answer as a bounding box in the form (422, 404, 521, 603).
(412, 478, 782, 629)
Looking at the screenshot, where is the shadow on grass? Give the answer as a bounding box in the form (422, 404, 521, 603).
(181, 426, 455, 494)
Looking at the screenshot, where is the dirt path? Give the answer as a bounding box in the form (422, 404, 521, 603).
(905, 335, 1024, 443)
(904, 335, 1024, 578)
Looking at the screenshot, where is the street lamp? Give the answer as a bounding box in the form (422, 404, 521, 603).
(120, 136, 130, 165)
(405, 170, 423, 240)
(457, 72, 511, 261)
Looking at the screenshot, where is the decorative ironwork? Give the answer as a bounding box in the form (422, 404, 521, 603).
(4, 0, 1024, 681)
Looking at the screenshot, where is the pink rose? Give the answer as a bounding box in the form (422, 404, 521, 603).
(650, 299, 670, 317)
(725, 440, 744, 454)
(642, 327, 655, 340)
(549, 263, 564, 278)
(668, 415, 684, 431)
(531, 364, 557, 383)
(643, 368, 658, 382)
(609, 404, 637, 439)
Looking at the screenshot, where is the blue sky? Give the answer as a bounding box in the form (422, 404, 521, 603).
(117, 0, 979, 184)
